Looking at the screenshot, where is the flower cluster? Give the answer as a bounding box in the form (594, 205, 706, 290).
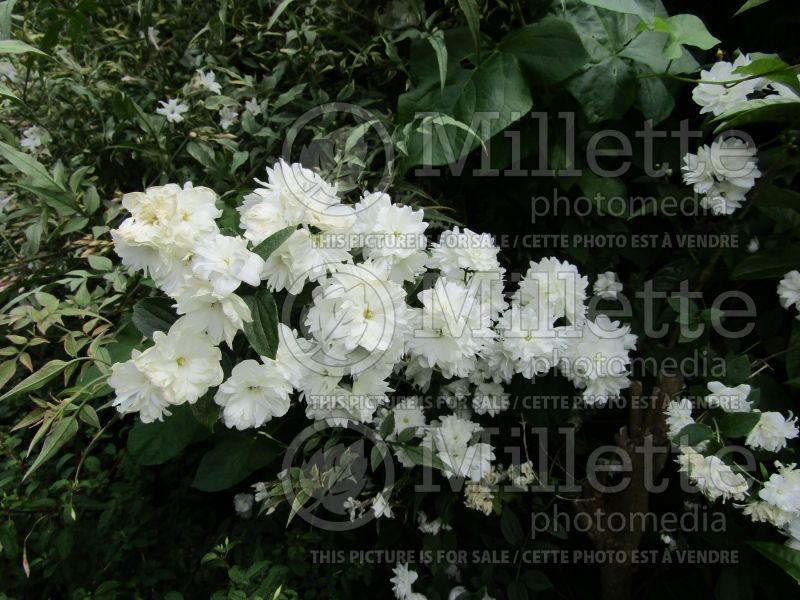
(666, 379, 800, 546)
(681, 136, 761, 215)
(109, 162, 638, 510)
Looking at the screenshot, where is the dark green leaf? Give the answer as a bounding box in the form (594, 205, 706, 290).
(251, 226, 296, 261)
(241, 289, 280, 359)
(132, 297, 178, 339)
(192, 433, 281, 492)
(501, 509, 524, 546)
(719, 412, 761, 438)
(499, 17, 589, 85)
(127, 404, 210, 466)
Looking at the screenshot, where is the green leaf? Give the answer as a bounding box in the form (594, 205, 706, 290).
(192, 433, 281, 492)
(734, 0, 771, 16)
(190, 392, 220, 431)
(457, 0, 481, 56)
(500, 509, 524, 546)
(719, 412, 761, 438)
(731, 244, 800, 279)
(402, 445, 448, 472)
(25, 416, 78, 479)
(251, 226, 296, 261)
(725, 354, 751, 385)
(750, 541, 800, 583)
(0, 141, 65, 192)
(0, 39, 46, 56)
(566, 56, 637, 123)
(379, 410, 395, 439)
(522, 569, 552, 591)
(672, 423, 714, 446)
(0, 359, 68, 401)
(127, 404, 210, 466)
(711, 99, 800, 133)
(734, 56, 800, 96)
(652, 14, 720, 60)
(634, 63, 675, 123)
(424, 31, 448, 93)
(579, 0, 655, 26)
(241, 289, 280, 359)
(87, 255, 113, 272)
(397, 28, 533, 168)
(0, 360, 16, 390)
(505, 582, 527, 600)
(787, 322, 800, 383)
(499, 17, 589, 85)
(132, 297, 178, 339)
(267, 0, 295, 30)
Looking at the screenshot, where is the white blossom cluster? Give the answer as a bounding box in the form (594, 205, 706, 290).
(666, 380, 800, 548)
(692, 53, 799, 117)
(108, 161, 637, 519)
(681, 136, 761, 215)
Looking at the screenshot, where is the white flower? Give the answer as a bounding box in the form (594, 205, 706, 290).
(196, 69, 222, 94)
(708, 137, 761, 190)
(692, 54, 757, 116)
(109, 353, 171, 423)
(778, 271, 800, 311)
(214, 358, 293, 429)
(219, 105, 238, 130)
(746, 411, 799, 452)
(146, 26, 159, 49)
(742, 500, 796, 527)
(191, 233, 264, 296)
(261, 227, 351, 293)
(156, 98, 189, 123)
(428, 227, 503, 277)
(665, 399, 695, 438)
(390, 563, 418, 600)
(417, 510, 452, 535)
(372, 492, 394, 519)
(233, 493, 254, 516)
(174, 287, 252, 347)
(241, 160, 350, 239)
(391, 397, 427, 439)
(353, 191, 429, 283)
(701, 180, 749, 215)
(134, 321, 223, 405)
(559, 315, 637, 406)
(682, 145, 715, 193)
(516, 257, 588, 325)
(20, 125, 46, 153)
(683, 137, 760, 216)
(244, 97, 262, 115)
(760, 463, 800, 513)
(111, 183, 221, 289)
(343, 496, 364, 521)
(676, 447, 749, 502)
(747, 237, 759, 253)
(593, 271, 623, 300)
(304, 261, 410, 368)
(406, 278, 494, 379)
(705, 381, 752, 412)
(448, 588, 467, 600)
(471, 382, 509, 416)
